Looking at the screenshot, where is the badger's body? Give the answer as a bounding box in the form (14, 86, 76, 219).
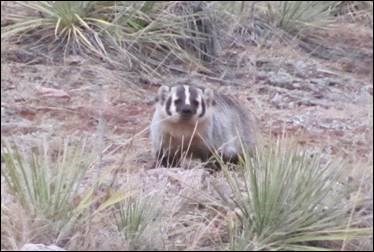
(150, 84, 256, 168)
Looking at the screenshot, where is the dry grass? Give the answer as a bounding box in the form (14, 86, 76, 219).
(1, 1, 373, 251)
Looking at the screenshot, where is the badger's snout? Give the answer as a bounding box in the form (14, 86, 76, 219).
(180, 106, 193, 115)
(179, 105, 194, 120)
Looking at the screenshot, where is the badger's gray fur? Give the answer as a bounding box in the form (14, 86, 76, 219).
(150, 84, 256, 168)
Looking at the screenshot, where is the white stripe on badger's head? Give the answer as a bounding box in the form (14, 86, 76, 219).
(195, 88, 204, 117)
(169, 86, 178, 116)
(184, 85, 190, 105)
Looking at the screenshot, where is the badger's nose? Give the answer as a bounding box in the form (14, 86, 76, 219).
(181, 106, 193, 115)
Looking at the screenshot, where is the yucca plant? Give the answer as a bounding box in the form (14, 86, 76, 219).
(217, 139, 372, 251)
(1, 1, 112, 57)
(264, 1, 338, 34)
(1, 137, 92, 219)
(114, 193, 163, 250)
(108, 1, 217, 74)
(1, 1, 216, 76)
(1, 137, 129, 245)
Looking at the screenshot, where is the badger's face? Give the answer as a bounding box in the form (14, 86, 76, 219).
(156, 85, 215, 123)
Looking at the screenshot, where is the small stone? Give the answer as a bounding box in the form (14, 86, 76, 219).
(20, 243, 65, 251)
(268, 70, 294, 89)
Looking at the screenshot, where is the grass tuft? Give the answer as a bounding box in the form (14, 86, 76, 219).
(264, 1, 338, 34)
(114, 192, 164, 250)
(1, 1, 217, 76)
(218, 139, 372, 251)
(1, 137, 130, 247)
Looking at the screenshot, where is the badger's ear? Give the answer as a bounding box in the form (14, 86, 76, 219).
(156, 85, 170, 104)
(204, 88, 216, 106)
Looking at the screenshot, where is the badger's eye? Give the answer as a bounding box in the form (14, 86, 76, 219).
(192, 100, 199, 106)
(174, 99, 182, 105)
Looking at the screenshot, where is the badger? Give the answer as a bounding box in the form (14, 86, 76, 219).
(150, 84, 256, 169)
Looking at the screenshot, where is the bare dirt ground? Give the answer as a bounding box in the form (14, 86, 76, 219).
(1, 5, 373, 250)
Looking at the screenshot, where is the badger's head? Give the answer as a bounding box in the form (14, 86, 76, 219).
(155, 84, 215, 123)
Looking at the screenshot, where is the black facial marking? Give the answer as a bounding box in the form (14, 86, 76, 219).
(165, 97, 172, 116)
(199, 99, 206, 117)
(189, 86, 200, 112)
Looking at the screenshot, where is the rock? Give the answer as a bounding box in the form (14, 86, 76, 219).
(35, 86, 71, 100)
(293, 60, 309, 78)
(20, 243, 65, 251)
(268, 70, 295, 89)
(138, 167, 210, 196)
(271, 92, 285, 109)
